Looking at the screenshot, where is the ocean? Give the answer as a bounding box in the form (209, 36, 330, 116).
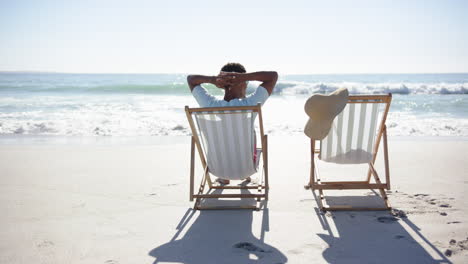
(0, 72, 467, 142)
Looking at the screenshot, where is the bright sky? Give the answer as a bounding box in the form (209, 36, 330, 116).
(0, 0, 467, 74)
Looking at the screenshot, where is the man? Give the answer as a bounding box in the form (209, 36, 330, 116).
(187, 62, 277, 107)
(187, 62, 278, 184)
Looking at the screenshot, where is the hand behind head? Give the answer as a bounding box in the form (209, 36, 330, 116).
(215, 74, 235, 89)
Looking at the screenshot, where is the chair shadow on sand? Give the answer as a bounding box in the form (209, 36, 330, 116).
(148, 199, 287, 264)
(314, 191, 452, 264)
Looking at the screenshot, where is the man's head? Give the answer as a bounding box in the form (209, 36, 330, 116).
(221, 62, 246, 74)
(220, 62, 248, 100)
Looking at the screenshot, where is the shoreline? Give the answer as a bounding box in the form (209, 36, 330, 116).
(1, 134, 468, 146)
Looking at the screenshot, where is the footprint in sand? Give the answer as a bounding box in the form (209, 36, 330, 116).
(233, 242, 271, 253)
(414, 194, 429, 199)
(377, 216, 399, 223)
(37, 240, 54, 248)
(287, 249, 303, 255)
(414, 194, 429, 197)
(445, 238, 468, 257)
(391, 209, 407, 218)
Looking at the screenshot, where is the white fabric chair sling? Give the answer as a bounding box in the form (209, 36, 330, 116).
(320, 100, 381, 164)
(305, 94, 392, 211)
(194, 110, 260, 180)
(185, 104, 269, 210)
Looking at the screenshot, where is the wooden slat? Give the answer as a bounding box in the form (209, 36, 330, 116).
(211, 185, 265, 189)
(196, 205, 258, 210)
(312, 183, 388, 190)
(320, 181, 369, 184)
(347, 100, 384, 104)
(187, 105, 260, 113)
(322, 206, 391, 211)
(348, 94, 392, 102)
(191, 111, 251, 115)
(193, 193, 266, 198)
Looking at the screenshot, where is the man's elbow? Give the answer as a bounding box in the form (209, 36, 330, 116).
(187, 75, 196, 91)
(268, 71, 278, 86)
(270, 71, 278, 82)
(187, 75, 194, 85)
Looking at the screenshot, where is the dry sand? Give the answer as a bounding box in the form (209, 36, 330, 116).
(0, 136, 467, 263)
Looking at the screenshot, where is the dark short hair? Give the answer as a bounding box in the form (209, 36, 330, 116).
(220, 62, 246, 73)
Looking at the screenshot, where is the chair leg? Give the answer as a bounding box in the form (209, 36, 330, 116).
(305, 139, 315, 189)
(190, 136, 195, 201)
(379, 188, 391, 209)
(263, 135, 269, 200)
(316, 189, 326, 211)
(383, 125, 390, 189)
(193, 168, 208, 209)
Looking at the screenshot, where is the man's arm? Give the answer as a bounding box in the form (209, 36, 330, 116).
(186, 75, 216, 91)
(187, 75, 234, 91)
(222, 71, 278, 95)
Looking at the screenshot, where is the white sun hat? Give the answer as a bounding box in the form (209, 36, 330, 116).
(304, 88, 349, 140)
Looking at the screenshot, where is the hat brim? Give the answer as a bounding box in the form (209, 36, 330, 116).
(304, 118, 333, 140)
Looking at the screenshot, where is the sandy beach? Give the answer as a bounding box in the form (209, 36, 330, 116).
(0, 136, 467, 263)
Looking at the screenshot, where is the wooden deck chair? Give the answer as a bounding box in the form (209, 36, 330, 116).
(185, 103, 268, 210)
(304, 94, 392, 211)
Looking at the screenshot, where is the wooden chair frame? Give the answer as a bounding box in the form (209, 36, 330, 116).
(304, 94, 392, 211)
(185, 103, 269, 210)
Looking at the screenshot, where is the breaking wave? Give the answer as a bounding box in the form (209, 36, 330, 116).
(273, 81, 468, 95)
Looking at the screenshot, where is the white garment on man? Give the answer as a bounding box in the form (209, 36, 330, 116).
(192, 85, 269, 107)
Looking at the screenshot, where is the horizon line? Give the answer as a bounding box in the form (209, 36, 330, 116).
(1, 70, 468, 75)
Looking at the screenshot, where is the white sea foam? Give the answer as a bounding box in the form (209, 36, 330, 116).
(273, 81, 468, 95)
(1, 94, 467, 138)
(0, 95, 193, 137)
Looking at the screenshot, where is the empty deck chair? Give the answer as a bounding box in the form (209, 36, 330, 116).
(305, 94, 392, 211)
(185, 103, 268, 210)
